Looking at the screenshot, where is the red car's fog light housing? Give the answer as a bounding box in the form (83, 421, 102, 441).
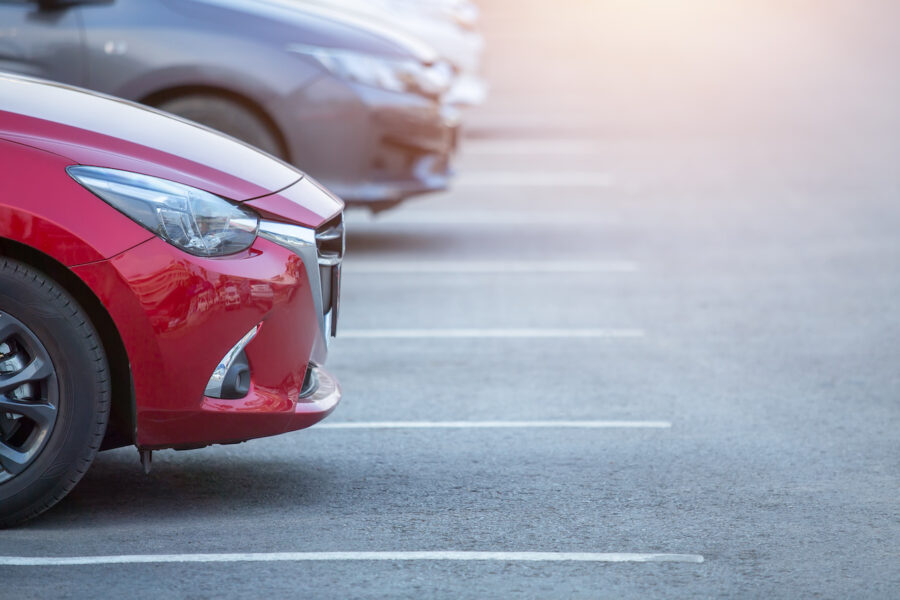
(204, 324, 261, 399)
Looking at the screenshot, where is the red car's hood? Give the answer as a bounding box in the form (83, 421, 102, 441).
(0, 74, 300, 201)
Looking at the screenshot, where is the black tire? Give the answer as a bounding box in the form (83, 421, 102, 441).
(154, 94, 285, 159)
(0, 258, 110, 528)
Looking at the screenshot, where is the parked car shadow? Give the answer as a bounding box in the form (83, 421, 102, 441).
(346, 229, 463, 256)
(24, 450, 343, 528)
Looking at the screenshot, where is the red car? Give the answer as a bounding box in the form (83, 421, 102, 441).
(0, 74, 344, 527)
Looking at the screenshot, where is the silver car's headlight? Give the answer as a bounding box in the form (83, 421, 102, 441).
(68, 166, 259, 257)
(287, 44, 453, 98)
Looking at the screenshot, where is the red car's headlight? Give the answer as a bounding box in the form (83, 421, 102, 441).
(68, 166, 259, 257)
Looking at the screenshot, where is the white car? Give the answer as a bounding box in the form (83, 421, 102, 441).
(293, 0, 487, 106)
(390, 0, 481, 31)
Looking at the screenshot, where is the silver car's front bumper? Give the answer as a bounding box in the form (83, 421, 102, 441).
(446, 74, 488, 107)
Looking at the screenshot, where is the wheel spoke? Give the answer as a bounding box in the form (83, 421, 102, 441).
(0, 314, 19, 345)
(0, 357, 52, 394)
(0, 440, 29, 475)
(0, 396, 57, 427)
(0, 312, 59, 481)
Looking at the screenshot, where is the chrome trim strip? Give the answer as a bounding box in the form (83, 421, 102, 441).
(315, 229, 343, 241)
(305, 365, 340, 408)
(258, 221, 329, 364)
(204, 325, 260, 398)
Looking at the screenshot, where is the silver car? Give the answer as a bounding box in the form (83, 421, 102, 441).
(0, 0, 459, 210)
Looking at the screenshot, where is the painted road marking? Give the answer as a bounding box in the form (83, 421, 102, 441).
(0, 552, 704, 566)
(455, 172, 614, 187)
(316, 421, 672, 430)
(342, 260, 639, 274)
(345, 211, 621, 226)
(463, 140, 607, 155)
(339, 329, 646, 339)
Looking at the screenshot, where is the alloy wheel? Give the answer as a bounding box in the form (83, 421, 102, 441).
(0, 311, 59, 484)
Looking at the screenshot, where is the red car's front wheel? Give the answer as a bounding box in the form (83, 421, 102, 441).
(0, 258, 111, 528)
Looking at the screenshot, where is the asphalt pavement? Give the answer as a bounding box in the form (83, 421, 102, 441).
(2, 0, 900, 597)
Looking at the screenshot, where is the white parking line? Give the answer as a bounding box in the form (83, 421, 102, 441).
(455, 172, 614, 187)
(0, 552, 704, 566)
(463, 140, 607, 155)
(345, 211, 621, 225)
(339, 329, 646, 339)
(316, 421, 671, 429)
(342, 261, 639, 274)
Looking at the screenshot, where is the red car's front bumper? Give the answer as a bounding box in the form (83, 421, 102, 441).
(72, 219, 341, 450)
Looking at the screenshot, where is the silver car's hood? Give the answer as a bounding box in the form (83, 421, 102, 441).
(190, 0, 438, 63)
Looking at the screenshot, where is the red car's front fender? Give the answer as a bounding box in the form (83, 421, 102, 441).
(0, 138, 153, 266)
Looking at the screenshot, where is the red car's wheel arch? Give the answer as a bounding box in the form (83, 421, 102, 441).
(0, 238, 136, 450)
(0, 140, 154, 450)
